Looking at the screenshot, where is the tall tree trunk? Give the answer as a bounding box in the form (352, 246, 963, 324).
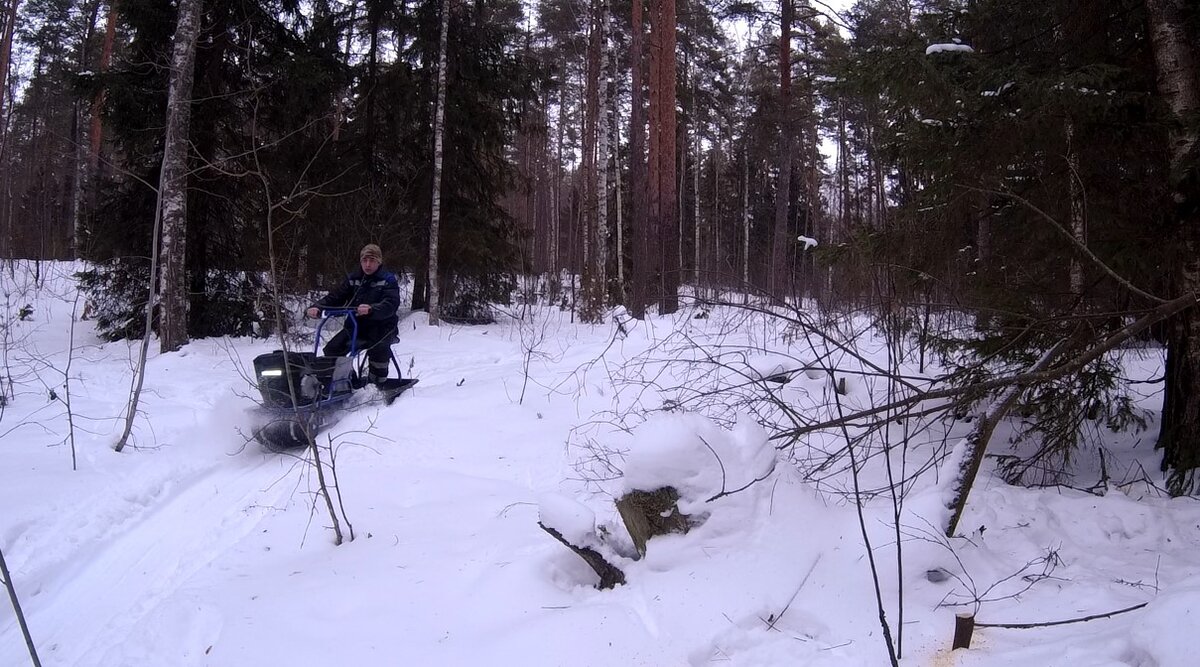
(581, 4, 603, 320)
(611, 67, 625, 300)
(332, 0, 357, 140)
(648, 0, 677, 314)
(835, 98, 850, 301)
(71, 0, 102, 259)
(552, 87, 565, 282)
(838, 98, 849, 240)
(1146, 0, 1200, 493)
(711, 141, 720, 286)
(74, 0, 118, 258)
(427, 0, 452, 326)
(158, 0, 203, 353)
(741, 146, 750, 301)
(536, 96, 552, 278)
(596, 0, 611, 307)
(582, 59, 596, 314)
(517, 28, 536, 275)
(1066, 118, 1085, 296)
(770, 0, 794, 300)
(0, 0, 18, 144)
(804, 95, 821, 300)
(693, 122, 701, 288)
(628, 0, 649, 317)
(0, 0, 20, 255)
(363, 2, 381, 164)
(678, 42, 689, 287)
(533, 88, 550, 275)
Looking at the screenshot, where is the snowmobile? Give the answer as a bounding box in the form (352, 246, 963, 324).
(250, 308, 418, 448)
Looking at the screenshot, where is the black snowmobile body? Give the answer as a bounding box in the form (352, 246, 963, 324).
(251, 309, 417, 448)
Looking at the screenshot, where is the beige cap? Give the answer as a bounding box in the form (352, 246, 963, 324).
(360, 244, 382, 262)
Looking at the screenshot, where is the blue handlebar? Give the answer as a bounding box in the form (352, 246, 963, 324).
(313, 308, 359, 358)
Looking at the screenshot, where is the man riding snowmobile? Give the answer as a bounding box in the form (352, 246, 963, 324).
(306, 243, 401, 385)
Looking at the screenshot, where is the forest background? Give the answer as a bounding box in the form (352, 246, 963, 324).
(0, 0, 1198, 498)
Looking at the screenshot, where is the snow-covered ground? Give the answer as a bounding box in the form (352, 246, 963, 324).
(1, 262, 1197, 666)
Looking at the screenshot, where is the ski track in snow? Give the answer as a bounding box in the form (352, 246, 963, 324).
(2, 450, 296, 667)
(2, 311, 593, 667)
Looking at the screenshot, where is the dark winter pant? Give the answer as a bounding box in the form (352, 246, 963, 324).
(323, 330, 395, 383)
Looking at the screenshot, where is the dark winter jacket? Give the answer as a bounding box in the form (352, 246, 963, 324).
(312, 266, 401, 342)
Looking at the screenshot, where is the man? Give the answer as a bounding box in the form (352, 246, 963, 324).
(307, 243, 401, 385)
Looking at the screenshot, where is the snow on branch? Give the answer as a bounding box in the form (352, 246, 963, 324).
(926, 43, 975, 55)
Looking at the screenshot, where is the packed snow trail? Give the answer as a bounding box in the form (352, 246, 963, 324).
(2, 446, 306, 666)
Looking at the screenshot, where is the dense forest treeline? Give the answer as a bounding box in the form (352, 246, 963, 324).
(0, 0, 1197, 490)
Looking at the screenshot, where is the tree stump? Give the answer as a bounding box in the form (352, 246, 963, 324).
(616, 487, 691, 559)
(952, 613, 975, 649)
(538, 522, 626, 590)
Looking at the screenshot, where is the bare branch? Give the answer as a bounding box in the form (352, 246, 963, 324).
(963, 185, 1167, 304)
(780, 292, 1197, 442)
(975, 602, 1148, 629)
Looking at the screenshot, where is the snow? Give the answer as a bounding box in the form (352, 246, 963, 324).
(982, 82, 1015, 97)
(2, 262, 1198, 667)
(926, 43, 975, 55)
(538, 493, 596, 545)
(618, 414, 776, 513)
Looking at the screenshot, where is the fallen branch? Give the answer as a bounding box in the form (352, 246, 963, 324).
(945, 338, 1073, 537)
(764, 553, 823, 631)
(975, 601, 1148, 629)
(538, 522, 626, 590)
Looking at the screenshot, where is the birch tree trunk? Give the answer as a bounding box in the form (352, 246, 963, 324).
(427, 0, 451, 326)
(532, 89, 550, 275)
(1145, 0, 1200, 493)
(115, 0, 200, 450)
(837, 99, 849, 239)
(611, 68, 624, 297)
(158, 0, 203, 353)
(693, 129, 700, 288)
(582, 64, 595, 312)
(332, 0, 357, 141)
(711, 139, 720, 286)
(691, 71, 700, 288)
(552, 89, 564, 281)
(596, 0, 610, 305)
(741, 147, 750, 303)
(833, 100, 849, 299)
(1066, 119, 1085, 296)
(581, 5, 600, 318)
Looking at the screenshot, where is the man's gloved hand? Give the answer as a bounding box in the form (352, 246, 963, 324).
(356, 304, 372, 316)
